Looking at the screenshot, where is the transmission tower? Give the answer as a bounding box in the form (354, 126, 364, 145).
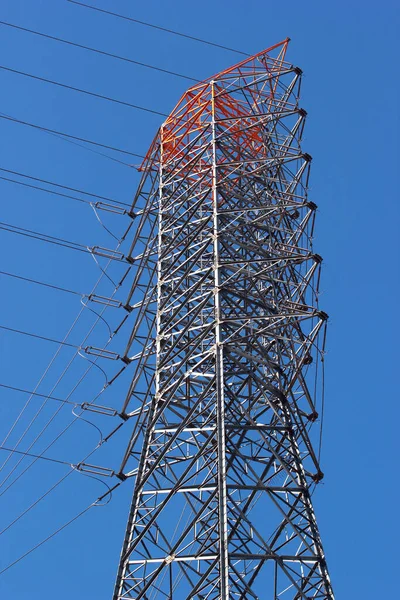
(113, 38, 334, 599)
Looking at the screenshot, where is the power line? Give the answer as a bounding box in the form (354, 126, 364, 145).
(0, 64, 168, 117)
(0, 269, 83, 296)
(0, 474, 122, 576)
(0, 446, 72, 467)
(0, 244, 128, 564)
(0, 325, 81, 349)
(318, 323, 328, 464)
(0, 383, 77, 406)
(0, 220, 93, 255)
(0, 171, 130, 210)
(67, 0, 249, 56)
(0, 19, 198, 83)
(0, 251, 130, 494)
(0, 113, 145, 160)
(0, 470, 71, 537)
(0, 425, 114, 536)
(0, 502, 93, 576)
(0, 165, 131, 206)
(0, 477, 120, 576)
(0, 113, 137, 168)
(0, 336, 123, 497)
(0, 417, 124, 538)
(0, 233, 129, 487)
(0, 174, 93, 207)
(0, 307, 89, 465)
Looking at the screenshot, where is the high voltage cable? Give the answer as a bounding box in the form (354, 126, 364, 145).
(0, 174, 97, 208)
(0, 19, 198, 83)
(0, 418, 122, 537)
(0, 382, 77, 406)
(0, 166, 131, 206)
(0, 64, 167, 117)
(0, 446, 73, 467)
(0, 324, 80, 349)
(0, 331, 124, 498)
(0, 220, 93, 255)
(0, 481, 120, 576)
(0, 503, 94, 575)
(0, 230, 129, 448)
(0, 470, 71, 537)
(67, 0, 249, 56)
(0, 339, 104, 492)
(318, 323, 328, 464)
(0, 239, 129, 494)
(0, 113, 139, 169)
(0, 114, 145, 160)
(0, 88, 133, 540)
(0, 221, 127, 261)
(0, 269, 83, 296)
(0, 304, 89, 459)
(0, 172, 130, 210)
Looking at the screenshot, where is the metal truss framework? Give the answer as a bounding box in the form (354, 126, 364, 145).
(113, 39, 334, 599)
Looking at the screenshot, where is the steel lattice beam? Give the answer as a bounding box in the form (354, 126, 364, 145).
(113, 39, 334, 600)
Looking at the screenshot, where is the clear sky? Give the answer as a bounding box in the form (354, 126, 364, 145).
(0, 0, 399, 598)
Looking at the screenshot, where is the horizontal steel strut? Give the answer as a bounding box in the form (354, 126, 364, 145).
(113, 39, 334, 600)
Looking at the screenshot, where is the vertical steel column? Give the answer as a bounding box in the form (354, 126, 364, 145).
(211, 81, 230, 599)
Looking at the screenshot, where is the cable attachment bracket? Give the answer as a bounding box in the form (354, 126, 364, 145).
(83, 346, 120, 360)
(89, 246, 126, 261)
(93, 201, 127, 215)
(87, 294, 123, 309)
(80, 402, 118, 417)
(75, 463, 115, 477)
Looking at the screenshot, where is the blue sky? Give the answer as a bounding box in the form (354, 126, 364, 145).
(0, 0, 399, 598)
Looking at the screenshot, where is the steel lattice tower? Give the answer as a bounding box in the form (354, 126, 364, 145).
(113, 39, 334, 599)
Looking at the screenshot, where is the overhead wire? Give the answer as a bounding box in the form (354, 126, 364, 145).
(0, 411, 127, 537)
(0, 383, 77, 406)
(0, 113, 145, 160)
(0, 166, 132, 207)
(0, 172, 131, 211)
(0, 297, 130, 495)
(0, 504, 94, 575)
(0, 64, 168, 117)
(0, 270, 83, 297)
(0, 306, 88, 455)
(0, 470, 72, 537)
(0, 16, 141, 509)
(0, 341, 109, 494)
(0, 113, 139, 168)
(0, 407, 91, 498)
(0, 208, 134, 489)
(0, 310, 91, 485)
(0, 446, 73, 467)
(317, 322, 328, 464)
(0, 174, 95, 208)
(0, 220, 97, 255)
(0, 227, 127, 470)
(0, 324, 80, 349)
(0, 326, 126, 498)
(0, 19, 198, 83)
(0, 190, 133, 482)
(0, 479, 121, 576)
(0, 4, 189, 567)
(0, 288, 116, 479)
(0, 234, 131, 493)
(66, 0, 249, 56)
(0, 297, 100, 482)
(0, 409, 127, 571)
